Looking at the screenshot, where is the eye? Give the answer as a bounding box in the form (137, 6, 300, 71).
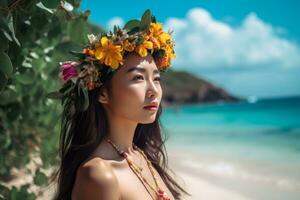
(133, 75, 144, 81)
(154, 76, 161, 82)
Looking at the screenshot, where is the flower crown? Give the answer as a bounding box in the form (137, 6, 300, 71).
(48, 9, 175, 112)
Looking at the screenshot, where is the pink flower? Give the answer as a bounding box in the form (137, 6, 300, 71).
(59, 61, 78, 82)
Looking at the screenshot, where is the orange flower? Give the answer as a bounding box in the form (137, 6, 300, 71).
(83, 48, 95, 57)
(135, 40, 153, 57)
(149, 36, 160, 49)
(148, 22, 172, 49)
(94, 37, 123, 69)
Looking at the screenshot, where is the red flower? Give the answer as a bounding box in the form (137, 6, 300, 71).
(59, 61, 78, 82)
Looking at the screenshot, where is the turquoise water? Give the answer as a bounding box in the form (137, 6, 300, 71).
(161, 96, 300, 199)
(161, 96, 300, 163)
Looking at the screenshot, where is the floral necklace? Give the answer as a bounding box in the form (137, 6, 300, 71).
(106, 139, 171, 200)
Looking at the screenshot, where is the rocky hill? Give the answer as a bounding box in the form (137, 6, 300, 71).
(160, 69, 241, 106)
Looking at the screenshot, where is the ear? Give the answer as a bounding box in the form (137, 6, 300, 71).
(98, 86, 109, 104)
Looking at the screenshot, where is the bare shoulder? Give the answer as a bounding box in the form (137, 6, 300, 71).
(72, 157, 120, 200)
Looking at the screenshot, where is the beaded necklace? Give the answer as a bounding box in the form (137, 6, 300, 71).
(106, 139, 171, 200)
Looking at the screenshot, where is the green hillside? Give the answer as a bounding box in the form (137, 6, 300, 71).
(161, 69, 240, 105)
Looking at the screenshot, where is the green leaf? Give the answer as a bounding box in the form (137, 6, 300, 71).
(0, 17, 12, 44)
(61, 84, 71, 95)
(0, 28, 12, 42)
(48, 23, 61, 38)
(36, 2, 55, 14)
(15, 74, 34, 85)
(0, 88, 19, 105)
(0, 18, 9, 32)
(0, 51, 13, 77)
(0, 0, 7, 7)
(152, 15, 157, 23)
(67, 18, 89, 44)
(0, 71, 7, 92)
(46, 91, 63, 99)
(41, 0, 60, 8)
(69, 50, 86, 59)
(77, 85, 89, 111)
(128, 26, 140, 35)
(10, 185, 36, 200)
(59, 81, 76, 95)
(7, 13, 21, 46)
(66, 84, 76, 95)
(123, 19, 140, 31)
(135, 36, 145, 45)
(34, 169, 48, 186)
(140, 9, 152, 30)
(0, 31, 9, 51)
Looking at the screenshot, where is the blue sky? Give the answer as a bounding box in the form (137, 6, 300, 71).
(81, 0, 300, 98)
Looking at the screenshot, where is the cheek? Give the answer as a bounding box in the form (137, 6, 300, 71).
(110, 82, 146, 112)
(158, 85, 163, 99)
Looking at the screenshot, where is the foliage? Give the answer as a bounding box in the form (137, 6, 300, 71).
(0, 0, 104, 199)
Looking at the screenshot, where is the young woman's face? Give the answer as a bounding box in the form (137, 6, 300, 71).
(101, 53, 162, 124)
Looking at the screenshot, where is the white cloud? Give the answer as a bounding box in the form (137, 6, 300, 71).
(107, 17, 124, 31)
(165, 8, 300, 70)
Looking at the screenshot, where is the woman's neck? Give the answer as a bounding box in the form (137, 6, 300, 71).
(104, 116, 138, 154)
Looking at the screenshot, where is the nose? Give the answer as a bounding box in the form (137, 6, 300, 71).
(146, 79, 160, 98)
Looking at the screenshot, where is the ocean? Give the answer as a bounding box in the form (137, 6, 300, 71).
(161, 96, 300, 199)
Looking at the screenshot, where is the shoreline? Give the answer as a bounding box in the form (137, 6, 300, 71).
(167, 149, 300, 200)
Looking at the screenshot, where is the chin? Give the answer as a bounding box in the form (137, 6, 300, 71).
(139, 116, 157, 124)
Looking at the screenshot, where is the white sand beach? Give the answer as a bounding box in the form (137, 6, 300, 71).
(168, 149, 300, 200)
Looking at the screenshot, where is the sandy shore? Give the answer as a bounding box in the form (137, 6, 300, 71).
(174, 171, 252, 200)
(168, 152, 252, 200)
(167, 149, 300, 200)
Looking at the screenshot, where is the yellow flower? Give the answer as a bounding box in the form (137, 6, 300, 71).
(165, 44, 176, 59)
(159, 32, 171, 46)
(94, 37, 123, 69)
(149, 22, 163, 36)
(149, 22, 172, 48)
(135, 40, 153, 57)
(123, 39, 135, 52)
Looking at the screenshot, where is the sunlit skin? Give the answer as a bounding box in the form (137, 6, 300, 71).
(71, 53, 175, 200)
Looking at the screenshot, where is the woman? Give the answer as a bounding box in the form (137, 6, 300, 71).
(51, 9, 190, 200)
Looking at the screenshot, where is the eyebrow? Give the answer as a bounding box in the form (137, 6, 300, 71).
(126, 67, 160, 75)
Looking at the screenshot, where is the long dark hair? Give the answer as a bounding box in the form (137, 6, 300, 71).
(50, 68, 190, 200)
